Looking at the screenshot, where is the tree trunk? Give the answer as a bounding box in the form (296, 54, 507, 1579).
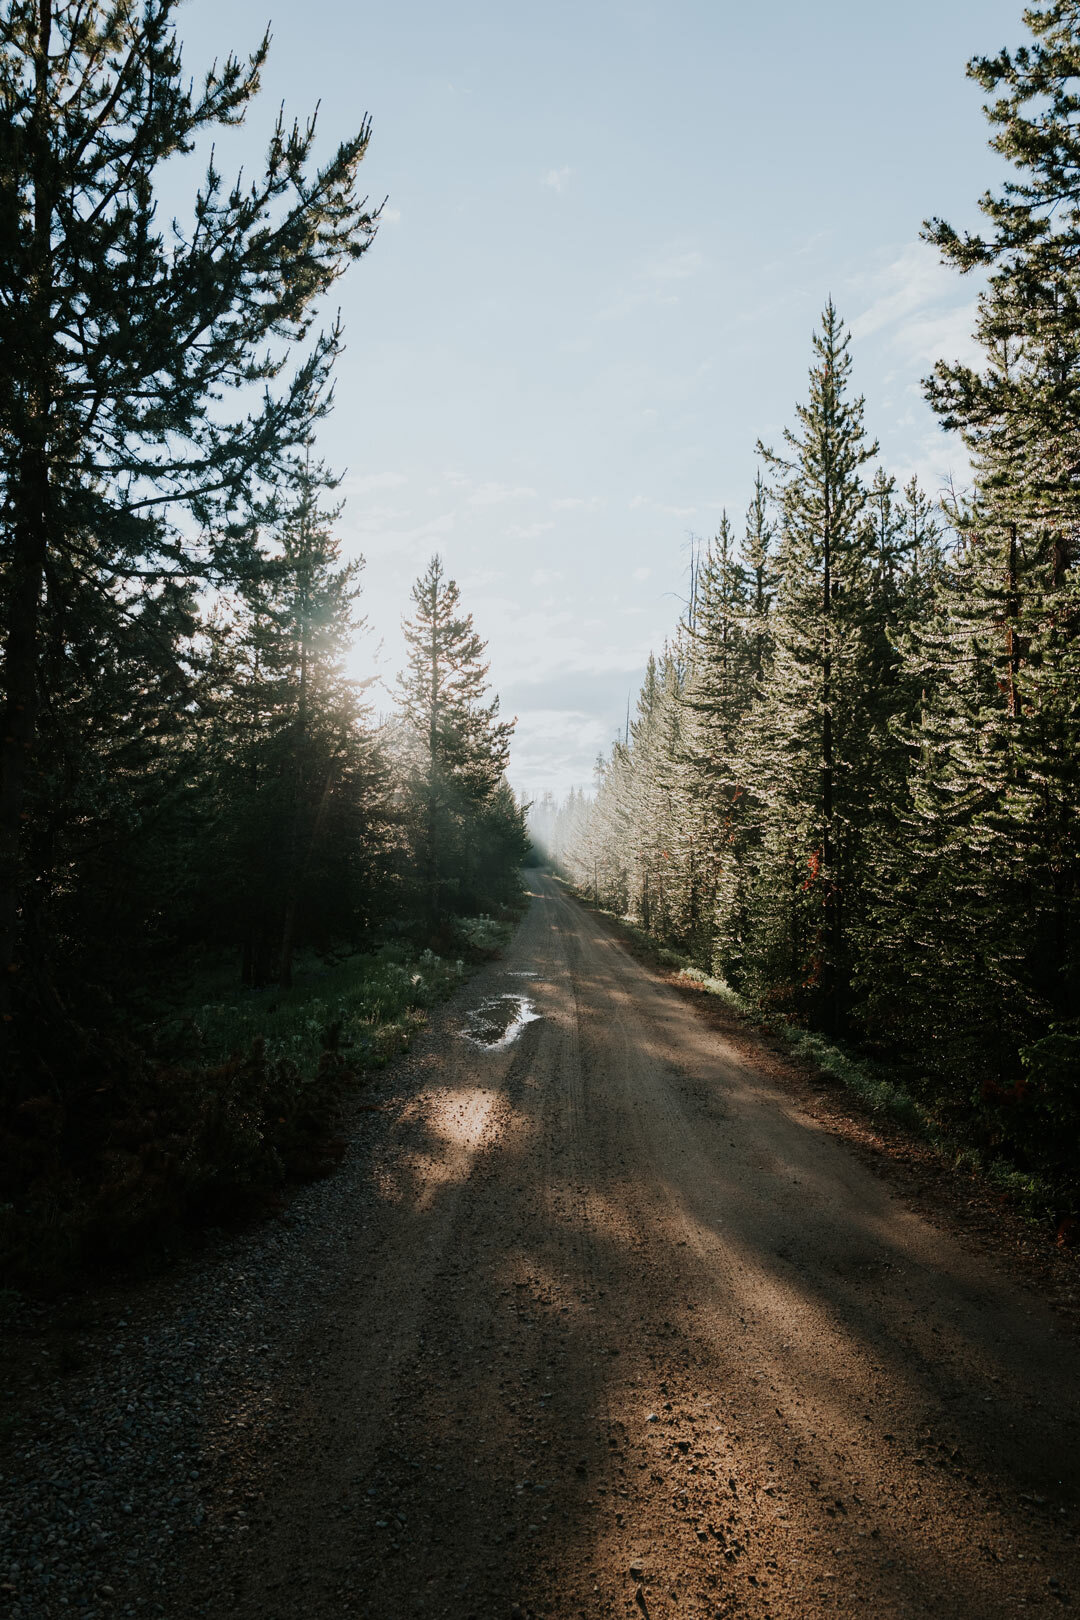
(1004, 523, 1022, 720)
(278, 514, 312, 990)
(426, 594, 440, 928)
(0, 502, 49, 1027)
(278, 767, 338, 991)
(0, 1, 53, 1046)
(821, 482, 837, 1032)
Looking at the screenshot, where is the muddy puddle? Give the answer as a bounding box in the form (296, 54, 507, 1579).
(461, 993, 541, 1050)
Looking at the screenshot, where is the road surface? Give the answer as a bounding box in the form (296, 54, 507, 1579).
(175, 873, 1079, 1618)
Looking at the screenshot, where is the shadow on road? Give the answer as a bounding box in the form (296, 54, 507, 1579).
(193, 878, 1080, 1620)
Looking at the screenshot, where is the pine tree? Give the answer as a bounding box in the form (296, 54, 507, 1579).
(846, 478, 949, 1055)
(0, 0, 379, 1050)
(195, 458, 389, 989)
(20, 531, 203, 1016)
(741, 473, 778, 683)
(528, 791, 558, 862)
(912, 1, 1080, 1098)
(629, 646, 687, 941)
(397, 555, 516, 928)
(679, 517, 751, 965)
(751, 302, 879, 1028)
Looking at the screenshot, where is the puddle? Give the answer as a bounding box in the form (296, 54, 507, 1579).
(508, 970, 538, 978)
(462, 994, 541, 1050)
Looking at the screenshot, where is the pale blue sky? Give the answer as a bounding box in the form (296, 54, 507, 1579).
(182, 0, 1017, 797)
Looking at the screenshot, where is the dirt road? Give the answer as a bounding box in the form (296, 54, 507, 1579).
(174, 874, 1078, 1618)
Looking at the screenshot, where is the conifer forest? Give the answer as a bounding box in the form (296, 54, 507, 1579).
(531, 34, 1080, 1210)
(0, 0, 528, 1280)
(536, 288, 1080, 1203)
(1, 5, 1079, 1620)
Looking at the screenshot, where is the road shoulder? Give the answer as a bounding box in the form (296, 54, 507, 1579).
(578, 891, 1080, 1338)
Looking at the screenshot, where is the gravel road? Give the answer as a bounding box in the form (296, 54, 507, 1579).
(3, 873, 1078, 1619)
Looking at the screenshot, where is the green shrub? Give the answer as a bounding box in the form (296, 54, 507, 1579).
(1, 944, 469, 1292)
(1015, 1024, 1080, 1178)
(452, 913, 512, 958)
(676, 966, 749, 1015)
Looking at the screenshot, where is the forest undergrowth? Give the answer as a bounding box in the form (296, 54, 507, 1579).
(0, 908, 522, 1296)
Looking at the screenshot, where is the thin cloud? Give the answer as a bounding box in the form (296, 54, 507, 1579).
(647, 249, 705, 284)
(507, 707, 612, 799)
(845, 241, 979, 496)
(628, 493, 698, 517)
(345, 471, 408, 496)
(551, 495, 603, 512)
(508, 521, 555, 541)
(345, 509, 456, 562)
(600, 245, 706, 321)
(542, 166, 572, 193)
(849, 240, 981, 369)
(468, 480, 538, 508)
(431, 471, 540, 507)
(490, 606, 657, 689)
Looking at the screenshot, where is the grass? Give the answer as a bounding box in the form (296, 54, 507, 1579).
(152, 945, 468, 1074)
(673, 955, 931, 1135)
(1, 912, 521, 1294)
(149, 910, 521, 1073)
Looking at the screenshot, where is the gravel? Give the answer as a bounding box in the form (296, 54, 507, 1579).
(0, 1076, 407, 1619)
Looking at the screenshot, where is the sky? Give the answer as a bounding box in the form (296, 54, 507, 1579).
(179, 0, 1021, 799)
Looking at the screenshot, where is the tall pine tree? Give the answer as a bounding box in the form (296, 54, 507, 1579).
(0, 0, 379, 1059)
(397, 556, 518, 930)
(920, 0, 1080, 1054)
(751, 302, 878, 1028)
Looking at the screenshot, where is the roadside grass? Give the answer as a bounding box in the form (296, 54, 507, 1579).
(1, 913, 520, 1294)
(150, 945, 468, 1075)
(566, 882, 1063, 1223)
(148, 907, 522, 1073)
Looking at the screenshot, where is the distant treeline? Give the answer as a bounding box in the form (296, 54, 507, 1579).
(533, 6, 1080, 1199)
(0, 2, 526, 1282)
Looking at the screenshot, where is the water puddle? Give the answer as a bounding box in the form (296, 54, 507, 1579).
(462, 994, 541, 1050)
(508, 970, 538, 979)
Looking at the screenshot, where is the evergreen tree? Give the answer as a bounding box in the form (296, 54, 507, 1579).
(679, 517, 751, 966)
(629, 646, 686, 940)
(19, 529, 203, 1016)
(397, 555, 518, 928)
(740, 473, 778, 683)
(0, 0, 379, 1055)
(920, 0, 1080, 1046)
(528, 790, 559, 861)
(751, 302, 879, 1028)
(199, 458, 390, 989)
(751, 304, 880, 1023)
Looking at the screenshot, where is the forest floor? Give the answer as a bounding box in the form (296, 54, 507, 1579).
(2, 872, 1079, 1619)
